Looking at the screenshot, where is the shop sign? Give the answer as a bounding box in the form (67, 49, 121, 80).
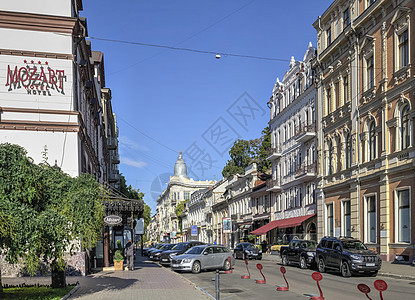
(104, 215, 122, 226)
(191, 225, 198, 236)
(223, 217, 232, 233)
(4, 60, 66, 96)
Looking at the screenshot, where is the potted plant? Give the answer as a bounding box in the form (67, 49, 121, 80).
(114, 249, 124, 271)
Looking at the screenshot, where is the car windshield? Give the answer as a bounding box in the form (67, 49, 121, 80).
(341, 241, 368, 250)
(244, 244, 256, 250)
(172, 243, 188, 250)
(301, 241, 317, 248)
(185, 247, 205, 255)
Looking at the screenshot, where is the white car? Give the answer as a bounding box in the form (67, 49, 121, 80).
(171, 245, 235, 274)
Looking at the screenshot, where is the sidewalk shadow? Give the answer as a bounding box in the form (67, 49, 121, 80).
(71, 275, 138, 298)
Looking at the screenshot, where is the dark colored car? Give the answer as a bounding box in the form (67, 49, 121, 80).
(149, 244, 175, 261)
(316, 236, 382, 277)
(233, 242, 262, 260)
(144, 244, 164, 256)
(160, 241, 205, 266)
(280, 239, 317, 269)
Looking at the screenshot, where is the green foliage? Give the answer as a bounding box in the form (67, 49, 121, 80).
(175, 199, 189, 233)
(116, 240, 122, 251)
(113, 250, 124, 262)
(3, 285, 74, 300)
(222, 127, 271, 178)
(143, 204, 151, 229)
(0, 143, 105, 280)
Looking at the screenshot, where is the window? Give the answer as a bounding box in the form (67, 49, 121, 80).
(343, 75, 349, 102)
(401, 105, 410, 150)
(398, 30, 409, 68)
(366, 195, 376, 243)
(369, 122, 376, 160)
(328, 140, 334, 175)
(326, 87, 332, 114)
(345, 133, 352, 169)
(184, 192, 190, 200)
(396, 190, 410, 243)
(335, 82, 340, 109)
(327, 203, 334, 236)
(343, 201, 351, 237)
(326, 28, 332, 47)
(344, 8, 350, 28)
(366, 56, 374, 89)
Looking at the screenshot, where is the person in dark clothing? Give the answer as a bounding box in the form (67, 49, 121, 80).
(261, 240, 268, 253)
(124, 239, 134, 270)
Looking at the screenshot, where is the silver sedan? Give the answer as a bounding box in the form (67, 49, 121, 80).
(171, 245, 235, 274)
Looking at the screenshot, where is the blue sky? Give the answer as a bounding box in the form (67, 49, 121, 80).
(81, 0, 333, 213)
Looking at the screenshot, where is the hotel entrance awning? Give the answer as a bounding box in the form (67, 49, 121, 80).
(250, 214, 315, 235)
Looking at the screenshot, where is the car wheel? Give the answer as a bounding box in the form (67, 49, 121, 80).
(223, 259, 231, 271)
(192, 261, 201, 274)
(300, 256, 307, 269)
(257, 257, 262, 260)
(282, 254, 289, 266)
(370, 271, 378, 277)
(341, 261, 351, 278)
(318, 258, 326, 273)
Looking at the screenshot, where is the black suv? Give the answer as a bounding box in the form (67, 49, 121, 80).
(159, 241, 205, 266)
(316, 237, 382, 277)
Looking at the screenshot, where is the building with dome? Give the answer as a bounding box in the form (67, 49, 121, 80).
(156, 151, 216, 242)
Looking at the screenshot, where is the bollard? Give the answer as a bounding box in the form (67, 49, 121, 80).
(241, 258, 250, 279)
(277, 266, 289, 291)
(357, 284, 374, 300)
(215, 269, 220, 300)
(374, 280, 387, 300)
(310, 272, 324, 300)
(255, 263, 266, 284)
(224, 256, 233, 274)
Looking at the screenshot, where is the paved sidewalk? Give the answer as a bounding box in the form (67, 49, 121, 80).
(3, 255, 209, 300)
(262, 253, 415, 280)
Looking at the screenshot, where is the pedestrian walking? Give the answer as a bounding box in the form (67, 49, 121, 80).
(124, 239, 134, 271)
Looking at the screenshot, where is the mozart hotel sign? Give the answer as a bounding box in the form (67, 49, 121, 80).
(4, 59, 66, 96)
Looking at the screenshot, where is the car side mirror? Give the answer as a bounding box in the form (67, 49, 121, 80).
(203, 252, 208, 255)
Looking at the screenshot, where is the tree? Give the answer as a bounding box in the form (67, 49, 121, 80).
(221, 128, 272, 178)
(0, 143, 105, 289)
(175, 199, 189, 234)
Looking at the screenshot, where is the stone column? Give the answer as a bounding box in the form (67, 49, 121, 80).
(350, 181, 360, 240)
(379, 174, 390, 261)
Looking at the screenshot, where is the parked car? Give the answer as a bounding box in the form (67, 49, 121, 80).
(143, 244, 161, 256)
(316, 236, 382, 277)
(160, 241, 205, 266)
(146, 243, 165, 257)
(171, 245, 234, 273)
(234, 242, 262, 260)
(280, 239, 317, 269)
(150, 244, 175, 261)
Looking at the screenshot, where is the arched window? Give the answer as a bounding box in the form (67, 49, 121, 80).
(328, 140, 334, 175)
(345, 133, 352, 169)
(401, 105, 410, 149)
(369, 122, 376, 160)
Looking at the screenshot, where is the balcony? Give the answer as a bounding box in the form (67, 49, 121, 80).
(106, 137, 117, 150)
(266, 145, 282, 160)
(266, 177, 281, 191)
(295, 163, 316, 180)
(295, 123, 316, 143)
(111, 152, 120, 164)
(109, 172, 121, 183)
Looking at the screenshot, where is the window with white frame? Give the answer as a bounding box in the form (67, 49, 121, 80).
(342, 200, 351, 237)
(401, 105, 410, 150)
(365, 195, 377, 243)
(369, 121, 376, 160)
(326, 203, 334, 236)
(398, 30, 409, 68)
(345, 133, 352, 169)
(326, 28, 332, 47)
(343, 8, 350, 28)
(366, 56, 374, 89)
(326, 87, 332, 114)
(396, 189, 410, 243)
(343, 75, 349, 103)
(328, 140, 334, 175)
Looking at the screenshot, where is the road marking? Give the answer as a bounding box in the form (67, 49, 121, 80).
(197, 286, 215, 299)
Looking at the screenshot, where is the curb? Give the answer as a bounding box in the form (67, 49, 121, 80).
(61, 283, 80, 300)
(378, 272, 415, 281)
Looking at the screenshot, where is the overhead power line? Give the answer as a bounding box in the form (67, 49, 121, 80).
(87, 36, 291, 62)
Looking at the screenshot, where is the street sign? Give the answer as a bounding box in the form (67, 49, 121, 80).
(134, 218, 144, 234)
(191, 225, 197, 236)
(104, 215, 122, 226)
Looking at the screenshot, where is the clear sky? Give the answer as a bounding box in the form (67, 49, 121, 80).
(81, 0, 334, 214)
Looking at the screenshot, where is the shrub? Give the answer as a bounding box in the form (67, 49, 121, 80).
(114, 250, 124, 262)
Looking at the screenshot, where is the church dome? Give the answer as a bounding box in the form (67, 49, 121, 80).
(174, 151, 188, 178)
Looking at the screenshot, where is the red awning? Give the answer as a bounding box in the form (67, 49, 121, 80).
(250, 214, 316, 235)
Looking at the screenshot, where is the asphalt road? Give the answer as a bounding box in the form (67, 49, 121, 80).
(178, 258, 415, 300)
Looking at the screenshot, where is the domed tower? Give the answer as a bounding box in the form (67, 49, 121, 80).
(174, 151, 188, 178)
